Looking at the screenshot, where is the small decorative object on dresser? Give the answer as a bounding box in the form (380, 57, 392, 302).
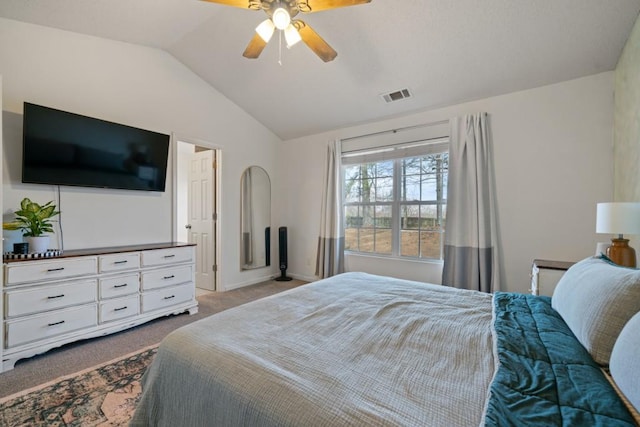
(530, 259, 575, 296)
(12, 197, 60, 254)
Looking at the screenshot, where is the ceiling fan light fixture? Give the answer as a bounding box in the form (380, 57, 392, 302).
(256, 19, 276, 43)
(255, 19, 275, 43)
(272, 7, 291, 30)
(284, 24, 302, 48)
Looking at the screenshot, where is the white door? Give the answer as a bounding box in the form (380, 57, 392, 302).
(187, 150, 216, 290)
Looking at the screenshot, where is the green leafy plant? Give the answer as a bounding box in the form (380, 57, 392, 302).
(14, 198, 60, 237)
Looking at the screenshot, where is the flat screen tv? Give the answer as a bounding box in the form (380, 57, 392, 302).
(22, 102, 170, 192)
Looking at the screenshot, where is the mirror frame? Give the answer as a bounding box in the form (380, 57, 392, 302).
(240, 166, 271, 270)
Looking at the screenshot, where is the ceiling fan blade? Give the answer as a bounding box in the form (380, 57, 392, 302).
(200, 0, 262, 10)
(243, 33, 268, 59)
(297, 0, 371, 13)
(293, 21, 337, 62)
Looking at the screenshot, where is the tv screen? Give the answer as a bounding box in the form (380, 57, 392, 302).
(22, 102, 170, 192)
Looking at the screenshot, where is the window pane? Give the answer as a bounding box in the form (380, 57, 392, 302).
(401, 229, 419, 257)
(358, 228, 375, 253)
(362, 205, 374, 227)
(344, 165, 363, 203)
(400, 205, 420, 229)
(375, 205, 391, 228)
(420, 231, 442, 259)
(403, 157, 422, 176)
(374, 176, 394, 201)
(344, 205, 361, 228)
(420, 178, 438, 201)
(374, 229, 392, 254)
(345, 228, 358, 251)
(375, 161, 394, 178)
(342, 148, 449, 260)
(420, 205, 438, 230)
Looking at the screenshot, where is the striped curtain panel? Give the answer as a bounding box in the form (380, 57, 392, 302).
(315, 139, 345, 278)
(442, 113, 501, 292)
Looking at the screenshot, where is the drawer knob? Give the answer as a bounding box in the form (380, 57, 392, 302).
(114, 260, 128, 265)
(47, 267, 65, 272)
(114, 283, 128, 288)
(163, 254, 176, 259)
(47, 294, 65, 299)
(163, 295, 175, 300)
(114, 306, 128, 312)
(48, 320, 65, 327)
(163, 275, 175, 280)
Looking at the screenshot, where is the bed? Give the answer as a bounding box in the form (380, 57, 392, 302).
(130, 256, 640, 426)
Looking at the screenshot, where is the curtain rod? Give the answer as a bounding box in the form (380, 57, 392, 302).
(340, 119, 449, 143)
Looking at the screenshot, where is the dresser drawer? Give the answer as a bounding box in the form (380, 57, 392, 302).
(99, 273, 140, 299)
(6, 304, 98, 348)
(141, 284, 193, 313)
(5, 257, 97, 285)
(141, 246, 193, 267)
(99, 295, 140, 323)
(141, 265, 192, 291)
(99, 252, 140, 273)
(5, 280, 98, 318)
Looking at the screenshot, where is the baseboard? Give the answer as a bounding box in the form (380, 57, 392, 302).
(288, 272, 318, 283)
(223, 274, 277, 291)
(222, 272, 318, 291)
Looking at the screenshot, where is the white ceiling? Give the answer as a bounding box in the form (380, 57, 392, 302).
(1, 0, 639, 140)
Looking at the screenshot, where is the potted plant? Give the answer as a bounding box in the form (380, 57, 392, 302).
(14, 197, 60, 253)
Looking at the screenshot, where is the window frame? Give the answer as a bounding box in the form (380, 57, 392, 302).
(342, 140, 449, 261)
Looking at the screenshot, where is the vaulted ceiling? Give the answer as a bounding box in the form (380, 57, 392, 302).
(1, 0, 639, 140)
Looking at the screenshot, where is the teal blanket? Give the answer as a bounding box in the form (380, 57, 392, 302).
(485, 293, 635, 426)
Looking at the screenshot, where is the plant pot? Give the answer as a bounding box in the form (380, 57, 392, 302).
(26, 236, 50, 254)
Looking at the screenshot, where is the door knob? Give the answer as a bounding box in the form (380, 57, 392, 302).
(185, 224, 192, 229)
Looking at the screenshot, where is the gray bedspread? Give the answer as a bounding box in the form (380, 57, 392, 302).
(130, 272, 496, 426)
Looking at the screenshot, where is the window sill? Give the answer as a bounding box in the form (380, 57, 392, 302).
(344, 251, 444, 265)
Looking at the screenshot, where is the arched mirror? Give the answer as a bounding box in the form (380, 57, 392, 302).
(240, 166, 271, 270)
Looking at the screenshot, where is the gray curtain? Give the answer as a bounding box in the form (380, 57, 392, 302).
(315, 139, 345, 278)
(442, 113, 501, 292)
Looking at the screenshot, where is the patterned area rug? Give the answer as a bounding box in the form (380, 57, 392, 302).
(0, 345, 157, 426)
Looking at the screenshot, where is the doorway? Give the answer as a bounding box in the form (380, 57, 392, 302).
(174, 139, 220, 291)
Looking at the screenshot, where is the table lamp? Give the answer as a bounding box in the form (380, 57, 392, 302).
(596, 202, 640, 267)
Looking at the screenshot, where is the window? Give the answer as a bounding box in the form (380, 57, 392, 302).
(343, 139, 448, 260)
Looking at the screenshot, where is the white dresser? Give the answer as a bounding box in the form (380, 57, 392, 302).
(1, 243, 198, 372)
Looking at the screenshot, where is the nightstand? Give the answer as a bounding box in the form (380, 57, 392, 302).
(530, 259, 575, 296)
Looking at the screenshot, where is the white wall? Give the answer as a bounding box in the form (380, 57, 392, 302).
(277, 72, 614, 293)
(0, 18, 281, 290)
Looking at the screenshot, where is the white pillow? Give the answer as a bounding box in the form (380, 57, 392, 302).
(610, 311, 640, 414)
(551, 256, 640, 365)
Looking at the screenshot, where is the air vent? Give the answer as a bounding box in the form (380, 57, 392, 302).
(380, 88, 412, 103)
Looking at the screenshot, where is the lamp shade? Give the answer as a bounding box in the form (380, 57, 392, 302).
(256, 19, 275, 43)
(596, 202, 640, 235)
(284, 24, 301, 48)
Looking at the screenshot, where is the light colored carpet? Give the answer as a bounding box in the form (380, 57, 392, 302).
(0, 278, 306, 399)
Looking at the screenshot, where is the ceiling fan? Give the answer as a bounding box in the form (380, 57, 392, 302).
(200, 0, 372, 62)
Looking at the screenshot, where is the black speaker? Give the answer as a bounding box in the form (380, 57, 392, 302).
(265, 226, 271, 266)
(275, 226, 292, 281)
